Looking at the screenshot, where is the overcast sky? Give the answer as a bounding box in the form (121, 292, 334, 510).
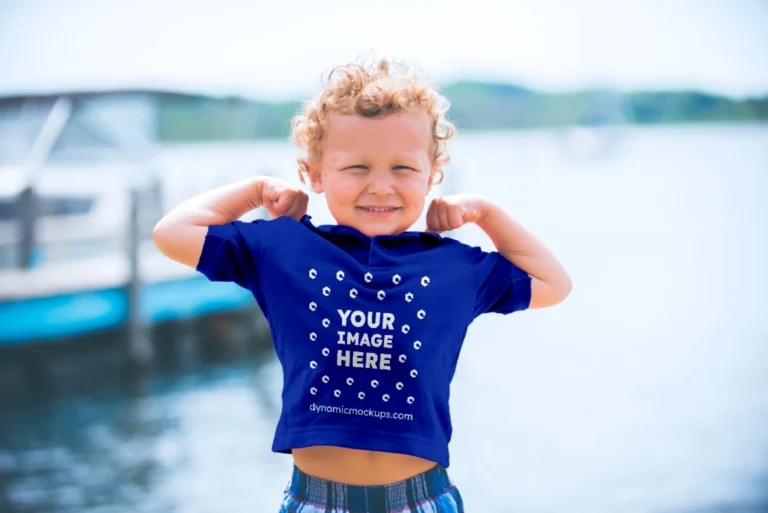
(1, 0, 766, 99)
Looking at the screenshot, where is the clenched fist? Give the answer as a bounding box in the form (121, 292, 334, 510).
(260, 177, 309, 220)
(425, 194, 489, 234)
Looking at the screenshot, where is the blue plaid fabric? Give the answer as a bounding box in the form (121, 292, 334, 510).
(279, 463, 464, 513)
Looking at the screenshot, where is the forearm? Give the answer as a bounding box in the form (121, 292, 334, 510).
(153, 176, 267, 268)
(477, 201, 572, 293)
(157, 176, 267, 229)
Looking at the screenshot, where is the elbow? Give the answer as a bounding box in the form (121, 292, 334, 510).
(529, 274, 572, 309)
(151, 217, 207, 269)
(152, 218, 173, 255)
(552, 273, 573, 305)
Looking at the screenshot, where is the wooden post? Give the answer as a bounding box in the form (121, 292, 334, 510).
(127, 187, 153, 366)
(17, 186, 37, 269)
(16, 96, 72, 269)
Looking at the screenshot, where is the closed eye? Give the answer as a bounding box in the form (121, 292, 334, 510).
(341, 165, 418, 172)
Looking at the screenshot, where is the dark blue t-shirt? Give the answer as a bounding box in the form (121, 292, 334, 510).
(196, 215, 531, 468)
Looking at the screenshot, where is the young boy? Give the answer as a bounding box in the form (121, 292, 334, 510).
(153, 57, 571, 513)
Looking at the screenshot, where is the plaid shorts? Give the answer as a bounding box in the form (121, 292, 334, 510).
(279, 463, 464, 513)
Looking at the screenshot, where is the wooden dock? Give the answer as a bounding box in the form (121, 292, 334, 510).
(0, 91, 279, 368)
(0, 240, 256, 347)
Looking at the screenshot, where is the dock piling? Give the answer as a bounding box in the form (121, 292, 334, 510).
(17, 186, 37, 269)
(127, 187, 153, 366)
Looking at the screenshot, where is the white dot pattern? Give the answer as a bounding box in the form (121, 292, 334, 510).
(305, 267, 431, 406)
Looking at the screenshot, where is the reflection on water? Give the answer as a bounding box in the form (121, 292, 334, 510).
(1, 125, 768, 513)
(0, 363, 288, 512)
(0, 311, 290, 513)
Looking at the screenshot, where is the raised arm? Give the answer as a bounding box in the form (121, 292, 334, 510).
(474, 201, 572, 309)
(426, 194, 572, 310)
(152, 176, 307, 268)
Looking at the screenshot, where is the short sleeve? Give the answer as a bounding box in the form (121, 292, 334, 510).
(196, 219, 268, 290)
(465, 245, 532, 317)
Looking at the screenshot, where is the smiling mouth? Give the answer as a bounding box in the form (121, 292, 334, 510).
(357, 206, 402, 213)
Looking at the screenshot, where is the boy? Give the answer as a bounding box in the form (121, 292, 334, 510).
(154, 57, 571, 512)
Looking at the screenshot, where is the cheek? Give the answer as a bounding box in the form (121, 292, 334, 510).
(409, 194, 427, 212)
(403, 175, 431, 201)
(323, 175, 356, 203)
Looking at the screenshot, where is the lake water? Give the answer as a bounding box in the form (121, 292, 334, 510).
(1, 124, 767, 513)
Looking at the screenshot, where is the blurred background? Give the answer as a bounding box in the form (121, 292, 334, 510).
(0, 0, 767, 512)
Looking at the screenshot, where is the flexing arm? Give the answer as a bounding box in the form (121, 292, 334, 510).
(153, 176, 308, 268)
(475, 201, 571, 309)
(426, 194, 572, 309)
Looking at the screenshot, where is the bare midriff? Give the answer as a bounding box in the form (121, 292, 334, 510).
(292, 446, 438, 485)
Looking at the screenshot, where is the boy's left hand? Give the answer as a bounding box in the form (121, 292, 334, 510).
(425, 194, 489, 234)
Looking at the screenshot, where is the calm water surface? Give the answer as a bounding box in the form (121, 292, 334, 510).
(1, 124, 767, 513)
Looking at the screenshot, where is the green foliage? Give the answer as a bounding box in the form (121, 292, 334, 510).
(154, 84, 768, 141)
(156, 94, 300, 141)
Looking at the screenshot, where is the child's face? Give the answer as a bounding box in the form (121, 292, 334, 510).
(307, 110, 436, 237)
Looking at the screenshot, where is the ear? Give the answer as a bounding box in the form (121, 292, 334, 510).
(304, 160, 324, 194)
(426, 166, 443, 195)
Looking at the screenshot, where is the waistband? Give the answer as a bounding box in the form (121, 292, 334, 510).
(287, 463, 454, 511)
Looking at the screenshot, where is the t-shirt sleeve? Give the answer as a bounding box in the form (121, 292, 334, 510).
(195, 219, 268, 291)
(465, 244, 532, 317)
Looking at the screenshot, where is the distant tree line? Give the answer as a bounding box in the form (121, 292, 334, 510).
(155, 82, 768, 141)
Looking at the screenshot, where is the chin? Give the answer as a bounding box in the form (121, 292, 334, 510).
(331, 209, 417, 237)
(359, 224, 401, 237)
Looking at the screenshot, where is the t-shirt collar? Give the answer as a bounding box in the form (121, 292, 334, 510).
(299, 215, 442, 244)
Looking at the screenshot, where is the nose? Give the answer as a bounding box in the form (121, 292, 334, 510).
(366, 170, 395, 196)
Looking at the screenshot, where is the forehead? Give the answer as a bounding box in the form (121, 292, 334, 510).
(322, 111, 432, 160)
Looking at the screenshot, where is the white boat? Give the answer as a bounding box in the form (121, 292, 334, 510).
(0, 90, 265, 351)
(0, 92, 163, 269)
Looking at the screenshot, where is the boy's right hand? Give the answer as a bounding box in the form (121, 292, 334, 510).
(260, 177, 309, 220)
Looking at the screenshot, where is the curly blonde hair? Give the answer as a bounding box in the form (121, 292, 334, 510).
(291, 57, 456, 185)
